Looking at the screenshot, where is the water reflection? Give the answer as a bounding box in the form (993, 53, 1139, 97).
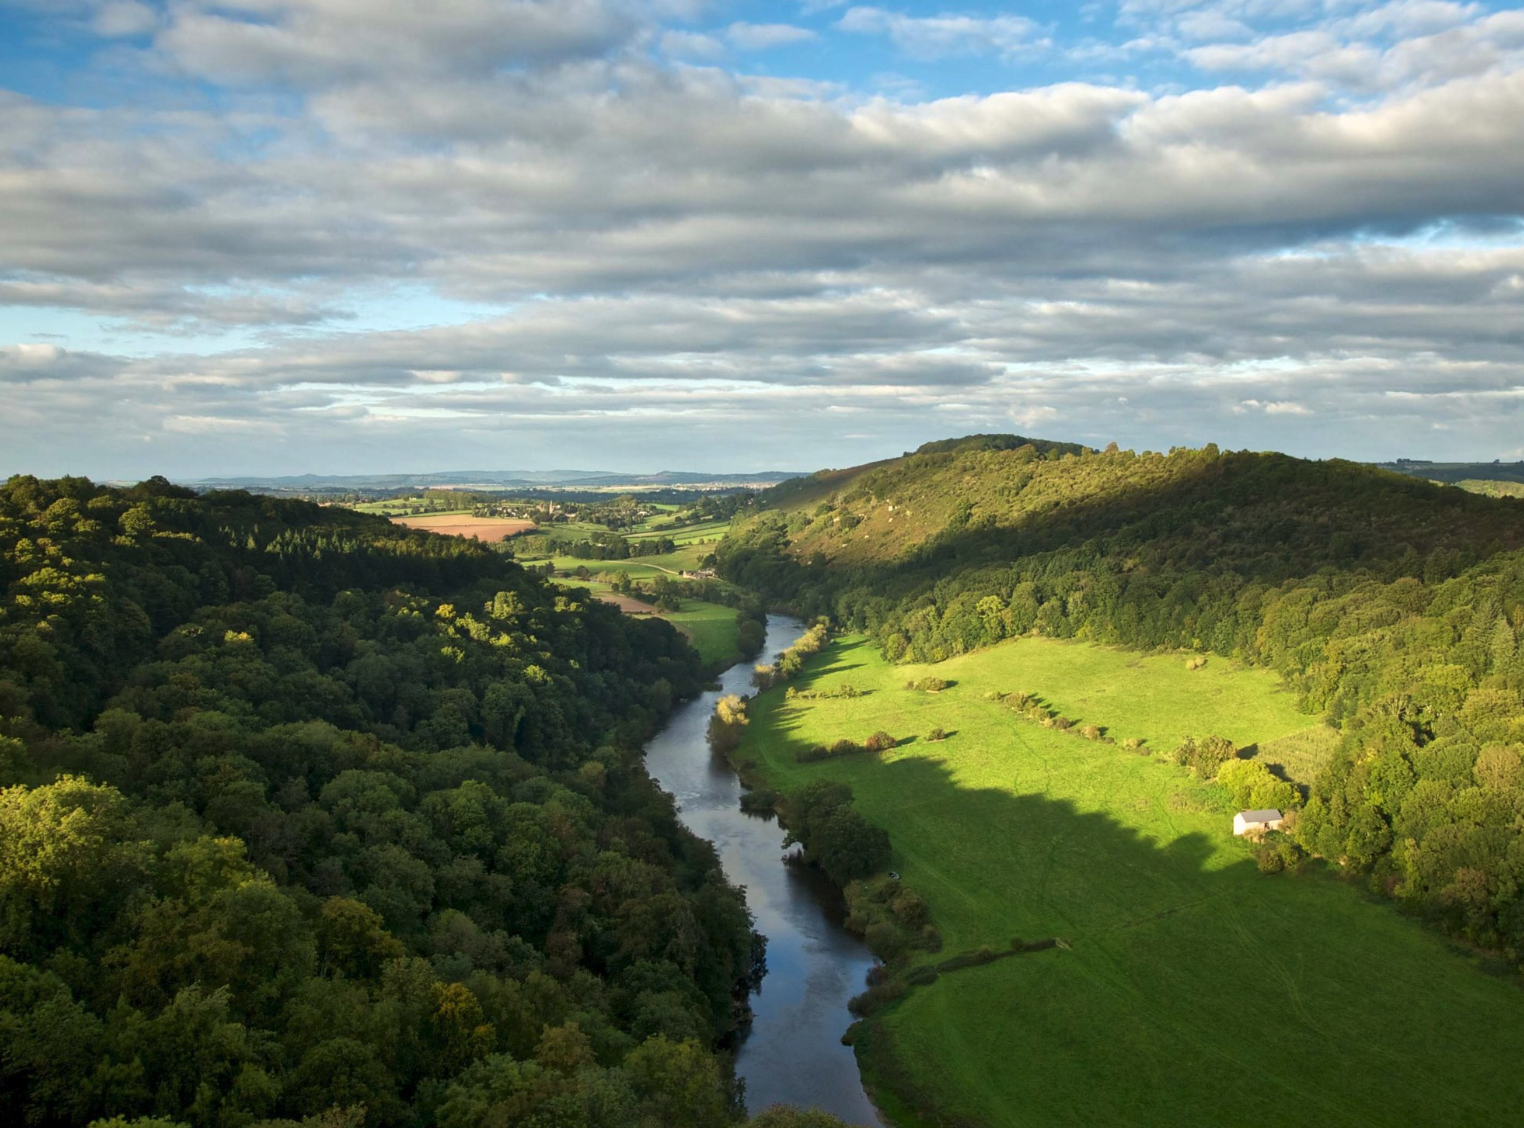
(643, 616, 882, 1125)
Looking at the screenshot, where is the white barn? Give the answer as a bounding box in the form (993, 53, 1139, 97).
(1233, 809, 1284, 836)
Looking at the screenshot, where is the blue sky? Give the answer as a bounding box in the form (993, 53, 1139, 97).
(2, 0, 1523, 477)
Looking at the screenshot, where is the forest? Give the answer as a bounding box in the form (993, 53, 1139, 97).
(718, 436, 1524, 963)
(0, 475, 843, 1128)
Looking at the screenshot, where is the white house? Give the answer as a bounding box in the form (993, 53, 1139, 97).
(1233, 809, 1285, 836)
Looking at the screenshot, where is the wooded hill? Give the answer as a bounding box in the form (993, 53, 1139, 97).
(0, 475, 827, 1128)
(718, 436, 1524, 962)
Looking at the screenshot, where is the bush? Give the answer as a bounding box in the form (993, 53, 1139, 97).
(1254, 831, 1305, 874)
(706, 694, 748, 754)
(864, 920, 905, 959)
(905, 965, 939, 986)
(1080, 724, 1103, 741)
(1217, 758, 1300, 811)
(847, 979, 906, 1017)
(910, 676, 950, 692)
(926, 727, 946, 742)
(739, 788, 779, 815)
(1171, 734, 1237, 778)
(863, 731, 898, 753)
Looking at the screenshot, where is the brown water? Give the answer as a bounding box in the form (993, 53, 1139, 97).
(643, 615, 883, 1125)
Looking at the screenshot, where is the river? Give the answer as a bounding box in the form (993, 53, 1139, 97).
(642, 614, 883, 1125)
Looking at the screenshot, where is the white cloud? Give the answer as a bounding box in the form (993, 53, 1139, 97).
(837, 7, 1046, 60)
(725, 22, 817, 51)
(660, 30, 727, 60)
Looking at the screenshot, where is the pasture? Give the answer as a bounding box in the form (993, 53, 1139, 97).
(737, 636, 1524, 1127)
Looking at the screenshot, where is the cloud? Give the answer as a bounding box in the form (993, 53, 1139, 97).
(0, 343, 126, 383)
(725, 22, 817, 50)
(837, 7, 1046, 60)
(1239, 399, 1313, 415)
(154, 0, 643, 86)
(2, 0, 1524, 474)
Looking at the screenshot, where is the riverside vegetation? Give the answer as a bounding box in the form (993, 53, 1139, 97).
(0, 475, 850, 1128)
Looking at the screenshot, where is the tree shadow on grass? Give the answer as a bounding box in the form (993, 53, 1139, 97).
(745, 699, 1524, 1128)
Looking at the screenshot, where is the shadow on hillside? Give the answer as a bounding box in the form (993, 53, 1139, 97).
(749, 451, 1524, 630)
(743, 691, 1524, 1126)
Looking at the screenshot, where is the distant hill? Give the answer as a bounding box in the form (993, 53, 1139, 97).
(182, 468, 805, 493)
(1378, 458, 1524, 487)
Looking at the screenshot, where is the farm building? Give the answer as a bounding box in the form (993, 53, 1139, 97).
(681, 569, 719, 580)
(1233, 809, 1284, 836)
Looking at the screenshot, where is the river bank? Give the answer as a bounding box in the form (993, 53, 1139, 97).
(644, 614, 883, 1125)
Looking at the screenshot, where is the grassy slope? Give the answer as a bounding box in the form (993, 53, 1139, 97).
(626, 517, 732, 543)
(737, 636, 1524, 1127)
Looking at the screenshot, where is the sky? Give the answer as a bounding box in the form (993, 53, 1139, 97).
(2, 0, 1523, 479)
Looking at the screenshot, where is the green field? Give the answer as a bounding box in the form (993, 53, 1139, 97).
(625, 517, 732, 544)
(737, 636, 1524, 1127)
(552, 575, 740, 666)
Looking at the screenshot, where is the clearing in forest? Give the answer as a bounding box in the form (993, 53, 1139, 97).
(737, 635, 1524, 1128)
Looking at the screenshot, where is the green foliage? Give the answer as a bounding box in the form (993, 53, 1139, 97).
(706, 694, 749, 754)
(0, 476, 760, 1128)
(1216, 759, 1300, 813)
(1170, 735, 1238, 779)
(717, 440, 1524, 957)
(781, 781, 891, 885)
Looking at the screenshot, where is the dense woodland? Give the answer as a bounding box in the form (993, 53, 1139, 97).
(718, 436, 1524, 962)
(0, 475, 843, 1128)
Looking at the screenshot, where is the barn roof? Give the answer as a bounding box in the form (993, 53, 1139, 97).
(1237, 809, 1284, 822)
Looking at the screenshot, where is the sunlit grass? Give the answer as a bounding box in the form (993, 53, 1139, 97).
(736, 635, 1524, 1127)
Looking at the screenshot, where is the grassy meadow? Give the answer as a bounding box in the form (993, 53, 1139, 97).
(736, 635, 1524, 1127)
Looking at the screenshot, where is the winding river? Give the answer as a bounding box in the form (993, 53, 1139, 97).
(643, 615, 883, 1125)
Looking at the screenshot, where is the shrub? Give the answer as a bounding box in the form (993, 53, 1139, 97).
(739, 788, 779, 815)
(863, 731, 898, 753)
(911, 676, 950, 692)
(891, 890, 929, 930)
(926, 727, 947, 742)
(706, 694, 748, 754)
(847, 979, 906, 1017)
(1186, 656, 1208, 670)
(1171, 734, 1237, 778)
(1080, 724, 1103, 741)
(864, 920, 905, 959)
(905, 965, 940, 986)
(1217, 758, 1300, 811)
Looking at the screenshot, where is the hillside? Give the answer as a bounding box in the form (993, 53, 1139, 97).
(0, 475, 794, 1128)
(717, 437, 1524, 963)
